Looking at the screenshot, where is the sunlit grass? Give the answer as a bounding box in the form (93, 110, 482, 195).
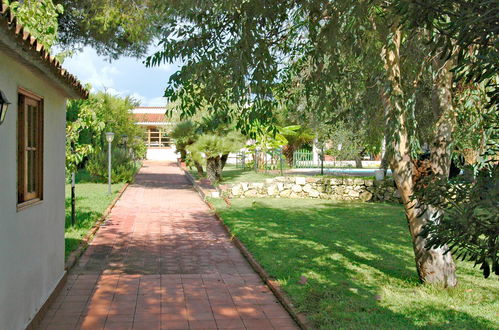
(64, 182, 124, 258)
(211, 198, 499, 329)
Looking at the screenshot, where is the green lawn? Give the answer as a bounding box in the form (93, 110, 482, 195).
(64, 181, 124, 258)
(210, 198, 499, 329)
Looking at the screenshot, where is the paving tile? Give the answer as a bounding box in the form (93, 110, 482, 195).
(78, 315, 107, 330)
(269, 317, 301, 329)
(160, 320, 190, 329)
(104, 321, 133, 330)
(215, 318, 246, 329)
(242, 318, 274, 330)
(36, 161, 297, 329)
(188, 320, 219, 329)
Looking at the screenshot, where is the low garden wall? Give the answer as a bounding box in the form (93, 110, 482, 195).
(221, 176, 401, 203)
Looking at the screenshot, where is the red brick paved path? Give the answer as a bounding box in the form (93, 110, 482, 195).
(39, 162, 298, 330)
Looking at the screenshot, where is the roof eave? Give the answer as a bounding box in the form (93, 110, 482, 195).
(0, 5, 88, 99)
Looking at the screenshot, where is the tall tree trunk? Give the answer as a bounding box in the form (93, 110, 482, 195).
(382, 24, 457, 287)
(282, 145, 295, 166)
(193, 160, 204, 177)
(216, 156, 223, 180)
(354, 156, 363, 168)
(355, 149, 364, 168)
(221, 154, 229, 169)
(206, 157, 221, 182)
(179, 149, 187, 161)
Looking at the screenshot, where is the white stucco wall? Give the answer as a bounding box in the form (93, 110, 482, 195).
(0, 50, 67, 329)
(146, 147, 179, 161)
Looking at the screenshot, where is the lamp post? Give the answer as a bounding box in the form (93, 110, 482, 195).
(106, 132, 115, 195)
(0, 90, 11, 125)
(320, 144, 324, 176)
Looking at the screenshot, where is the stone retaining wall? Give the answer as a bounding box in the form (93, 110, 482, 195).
(222, 176, 401, 203)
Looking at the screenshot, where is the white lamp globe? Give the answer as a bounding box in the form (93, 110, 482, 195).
(106, 132, 115, 143)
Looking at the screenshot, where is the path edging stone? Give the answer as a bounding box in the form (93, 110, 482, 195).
(178, 162, 311, 329)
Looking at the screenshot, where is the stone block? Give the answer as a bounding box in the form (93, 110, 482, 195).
(231, 185, 242, 196)
(348, 189, 360, 197)
(353, 178, 364, 185)
(330, 178, 342, 185)
(292, 184, 303, 193)
(295, 177, 307, 185)
(303, 184, 314, 193)
(364, 179, 374, 187)
(359, 191, 373, 202)
(309, 189, 320, 198)
(244, 190, 258, 197)
(345, 178, 355, 185)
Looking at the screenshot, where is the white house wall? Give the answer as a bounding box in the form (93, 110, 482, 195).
(0, 50, 67, 330)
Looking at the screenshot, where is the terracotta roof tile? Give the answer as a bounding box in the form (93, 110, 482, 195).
(0, 4, 88, 99)
(132, 113, 167, 123)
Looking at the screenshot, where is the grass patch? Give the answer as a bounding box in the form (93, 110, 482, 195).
(64, 181, 124, 258)
(210, 198, 499, 329)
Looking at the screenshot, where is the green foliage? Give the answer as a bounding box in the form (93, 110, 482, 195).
(4, 0, 63, 50)
(86, 148, 140, 183)
(414, 168, 498, 278)
(66, 91, 145, 177)
(187, 132, 245, 181)
(170, 120, 198, 160)
(395, 0, 498, 110)
(53, 0, 164, 59)
(66, 98, 105, 174)
(92, 91, 146, 159)
(325, 122, 366, 161)
(280, 125, 314, 148)
(188, 132, 244, 159)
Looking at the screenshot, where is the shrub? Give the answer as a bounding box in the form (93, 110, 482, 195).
(86, 148, 141, 183)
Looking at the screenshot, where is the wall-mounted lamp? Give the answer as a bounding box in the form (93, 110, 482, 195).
(0, 90, 11, 125)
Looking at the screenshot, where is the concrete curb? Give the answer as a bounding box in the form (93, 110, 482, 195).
(178, 163, 311, 329)
(64, 181, 130, 272)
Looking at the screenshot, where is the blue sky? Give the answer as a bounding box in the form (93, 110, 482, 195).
(63, 47, 181, 106)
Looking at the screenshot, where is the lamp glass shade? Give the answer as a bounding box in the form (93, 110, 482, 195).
(122, 134, 129, 143)
(0, 90, 11, 124)
(105, 132, 115, 143)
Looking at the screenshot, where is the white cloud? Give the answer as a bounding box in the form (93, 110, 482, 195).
(130, 93, 167, 107)
(143, 96, 168, 107)
(108, 91, 167, 107)
(63, 47, 119, 91)
(62, 45, 172, 107)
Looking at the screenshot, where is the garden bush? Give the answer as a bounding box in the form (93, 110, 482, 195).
(86, 148, 141, 183)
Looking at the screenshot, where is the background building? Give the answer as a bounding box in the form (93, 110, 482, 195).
(131, 106, 177, 160)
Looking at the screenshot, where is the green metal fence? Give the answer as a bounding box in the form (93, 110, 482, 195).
(293, 149, 316, 168)
(236, 149, 285, 174)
